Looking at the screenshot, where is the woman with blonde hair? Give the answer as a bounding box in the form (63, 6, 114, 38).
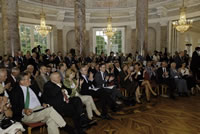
(63, 69, 101, 120)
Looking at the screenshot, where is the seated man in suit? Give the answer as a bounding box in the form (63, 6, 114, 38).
(156, 61, 176, 99)
(54, 51, 63, 67)
(36, 65, 49, 93)
(114, 61, 122, 78)
(5, 67, 20, 92)
(95, 63, 125, 102)
(42, 72, 92, 134)
(80, 65, 118, 120)
(9, 72, 74, 134)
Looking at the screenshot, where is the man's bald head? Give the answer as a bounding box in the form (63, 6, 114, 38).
(50, 72, 61, 84)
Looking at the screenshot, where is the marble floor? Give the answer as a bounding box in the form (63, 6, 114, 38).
(31, 95, 200, 134)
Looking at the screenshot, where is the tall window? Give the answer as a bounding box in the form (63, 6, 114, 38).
(96, 31, 108, 55)
(19, 24, 50, 54)
(93, 28, 125, 55)
(34, 30, 48, 53)
(20, 25, 31, 53)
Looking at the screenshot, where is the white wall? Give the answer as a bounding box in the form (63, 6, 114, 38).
(178, 30, 200, 56)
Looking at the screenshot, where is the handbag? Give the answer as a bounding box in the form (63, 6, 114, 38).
(0, 118, 14, 129)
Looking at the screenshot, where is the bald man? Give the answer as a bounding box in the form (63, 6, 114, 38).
(9, 72, 75, 134)
(42, 72, 89, 134)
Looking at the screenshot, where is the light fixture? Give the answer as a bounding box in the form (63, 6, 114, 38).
(35, 0, 52, 37)
(103, 3, 116, 39)
(172, 0, 193, 33)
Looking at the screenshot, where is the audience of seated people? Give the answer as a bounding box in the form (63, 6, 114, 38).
(0, 47, 199, 134)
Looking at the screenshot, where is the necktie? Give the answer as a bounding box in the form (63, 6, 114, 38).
(163, 68, 166, 73)
(25, 87, 30, 109)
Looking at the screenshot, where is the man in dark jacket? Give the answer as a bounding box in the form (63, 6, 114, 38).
(9, 72, 73, 134)
(190, 47, 200, 80)
(42, 72, 90, 134)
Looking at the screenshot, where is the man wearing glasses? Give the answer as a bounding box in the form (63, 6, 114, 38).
(9, 72, 75, 134)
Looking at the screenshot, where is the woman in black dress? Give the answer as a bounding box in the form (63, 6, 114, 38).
(119, 64, 140, 103)
(132, 63, 157, 102)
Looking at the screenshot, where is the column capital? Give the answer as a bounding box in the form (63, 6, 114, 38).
(57, 10, 66, 21)
(156, 7, 168, 17)
(160, 21, 168, 26)
(56, 23, 64, 29)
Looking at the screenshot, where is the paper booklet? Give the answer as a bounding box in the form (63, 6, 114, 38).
(89, 87, 99, 91)
(104, 85, 115, 89)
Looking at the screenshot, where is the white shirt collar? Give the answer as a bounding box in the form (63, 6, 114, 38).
(11, 74, 16, 82)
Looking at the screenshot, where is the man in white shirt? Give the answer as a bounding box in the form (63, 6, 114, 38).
(9, 72, 75, 134)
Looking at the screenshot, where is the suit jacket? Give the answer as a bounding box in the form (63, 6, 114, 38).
(190, 51, 200, 70)
(114, 66, 121, 78)
(54, 56, 63, 66)
(174, 55, 184, 69)
(156, 67, 170, 84)
(42, 81, 72, 114)
(170, 68, 181, 79)
(107, 56, 114, 62)
(28, 58, 39, 71)
(79, 75, 96, 95)
(43, 55, 51, 65)
(64, 57, 72, 68)
(94, 72, 108, 88)
(119, 71, 128, 87)
(9, 84, 42, 121)
(16, 56, 26, 71)
(36, 75, 49, 92)
(5, 74, 17, 95)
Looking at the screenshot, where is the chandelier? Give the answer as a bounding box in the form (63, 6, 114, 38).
(35, 0, 52, 37)
(103, 3, 116, 39)
(172, 0, 193, 33)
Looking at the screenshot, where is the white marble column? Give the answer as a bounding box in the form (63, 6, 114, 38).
(1, 0, 20, 55)
(136, 0, 148, 56)
(74, 0, 86, 56)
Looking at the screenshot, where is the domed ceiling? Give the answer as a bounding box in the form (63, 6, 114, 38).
(17, 0, 200, 25)
(20, 0, 200, 9)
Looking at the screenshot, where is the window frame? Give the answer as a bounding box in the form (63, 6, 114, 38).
(93, 27, 125, 55)
(19, 23, 51, 54)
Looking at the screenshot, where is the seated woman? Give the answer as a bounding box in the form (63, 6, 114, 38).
(105, 63, 117, 86)
(145, 61, 156, 80)
(132, 63, 157, 102)
(0, 88, 24, 134)
(119, 64, 140, 103)
(170, 62, 188, 96)
(63, 69, 101, 120)
(179, 62, 197, 94)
